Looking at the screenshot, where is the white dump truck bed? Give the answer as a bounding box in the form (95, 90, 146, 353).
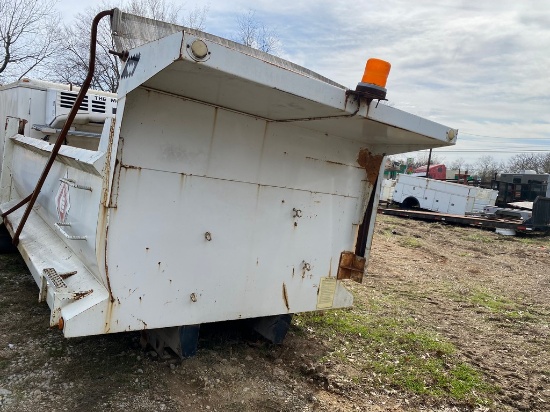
(1, 10, 457, 346)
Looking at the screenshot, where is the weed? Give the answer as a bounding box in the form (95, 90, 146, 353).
(463, 234, 495, 243)
(470, 291, 512, 311)
(515, 235, 550, 246)
(470, 290, 537, 322)
(399, 237, 422, 248)
(449, 363, 493, 401)
(295, 304, 493, 405)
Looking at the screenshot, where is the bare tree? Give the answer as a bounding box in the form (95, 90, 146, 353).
(235, 10, 280, 54)
(473, 155, 505, 183)
(507, 153, 545, 174)
(182, 3, 208, 31)
(449, 157, 466, 171)
(53, 0, 207, 92)
(0, 0, 61, 83)
(124, 0, 180, 22)
(540, 153, 550, 174)
(409, 152, 444, 170)
(53, 0, 119, 92)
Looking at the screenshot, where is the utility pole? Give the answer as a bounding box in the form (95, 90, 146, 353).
(425, 149, 432, 178)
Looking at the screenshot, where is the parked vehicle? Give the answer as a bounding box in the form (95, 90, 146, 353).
(413, 163, 447, 180)
(0, 9, 457, 356)
(392, 174, 497, 215)
(491, 171, 550, 205)
(383, 196, 550, 236)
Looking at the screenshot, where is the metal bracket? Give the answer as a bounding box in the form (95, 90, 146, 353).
(145, 325, 201, 358)
(38, 268, 92, 326)
(337, 251, 366, 283)
(39, 268, 67, 302)
(59, 178, 92, 191)
(33, 125, 102, 139)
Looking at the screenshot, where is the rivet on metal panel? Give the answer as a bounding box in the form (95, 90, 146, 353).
(190, 293, 197, 303)
(292, 208, 302, 218)
(204, 232, 212, 241)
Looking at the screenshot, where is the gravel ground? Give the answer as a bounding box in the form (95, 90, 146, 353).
(0, 215, 549, 411)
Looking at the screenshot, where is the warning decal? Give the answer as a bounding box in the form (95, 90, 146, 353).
(316, 277, 337, 310)
(55, 178, 70, 223)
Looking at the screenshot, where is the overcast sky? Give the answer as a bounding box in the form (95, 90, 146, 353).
(58, 0, 550, 166)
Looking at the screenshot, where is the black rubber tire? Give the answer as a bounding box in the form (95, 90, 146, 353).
(401, 197, 420, 209)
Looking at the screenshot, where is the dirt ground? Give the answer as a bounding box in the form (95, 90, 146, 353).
(0, 214, 549, 411)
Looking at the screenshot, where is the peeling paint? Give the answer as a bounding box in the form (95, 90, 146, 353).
(121, 164, 142, 170)
(74, 289, 93, 300)
(305, 156, 362, 169)
(282, 283, 289, 311)
(103, 224, 115, 303)
(18, 118, 28, 134)
(100, 119, 117, 206)
(357, 148, 384, 184)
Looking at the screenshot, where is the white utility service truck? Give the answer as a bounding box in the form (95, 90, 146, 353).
(1, 9, 458, 356)
(392, 174, 497, 215)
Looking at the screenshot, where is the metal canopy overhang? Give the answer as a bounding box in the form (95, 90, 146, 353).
(140, 61, 454, 154)
(123, 30, 455, 154)
(142, 59, 348, 121)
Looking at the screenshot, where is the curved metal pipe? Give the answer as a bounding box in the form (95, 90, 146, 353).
(5, 9, 115, 245)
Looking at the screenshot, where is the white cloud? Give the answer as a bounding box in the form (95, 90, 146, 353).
(59, 0, 550, 164)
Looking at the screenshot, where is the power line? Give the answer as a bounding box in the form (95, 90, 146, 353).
(459, 131, 549, 140)
(415, 148, 550, 153)
(434, 149, 550, 153)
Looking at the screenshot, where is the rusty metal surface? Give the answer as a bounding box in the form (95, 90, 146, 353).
(337, 251, 366, 283)
(17, 118, 27, 134)
(357, 148, 384, 184)
(100, 118, 117, 206)
(282, 283, 290, 311)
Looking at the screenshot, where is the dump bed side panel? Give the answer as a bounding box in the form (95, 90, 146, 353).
(104, 87, 371, 330)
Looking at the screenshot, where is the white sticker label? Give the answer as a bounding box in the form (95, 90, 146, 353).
(317, 277, 337, 310)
